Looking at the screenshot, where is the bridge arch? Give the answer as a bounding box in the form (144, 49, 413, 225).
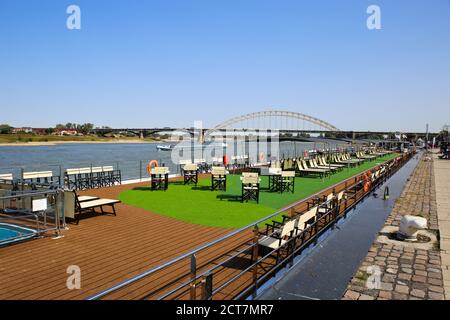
(208, 110, 339, 132)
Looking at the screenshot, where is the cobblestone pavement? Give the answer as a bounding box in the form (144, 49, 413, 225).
(343, 154, 445, 300)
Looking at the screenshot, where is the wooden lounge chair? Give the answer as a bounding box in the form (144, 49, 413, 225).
(356, 151, 375, 161)
(295, 160, 323, 178)
(318, 156, 344, 170)
(333, 154, 359, 167)
(64, 190, 120, 223)
(299, 160, 329, 178)
(78, 195, 99, 202)
(309, 159, 336, 173)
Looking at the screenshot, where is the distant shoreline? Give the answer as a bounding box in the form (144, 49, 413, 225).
(0, 139, 161, 147)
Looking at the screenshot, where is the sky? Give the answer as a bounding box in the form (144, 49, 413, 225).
(0, 0, 449, 132)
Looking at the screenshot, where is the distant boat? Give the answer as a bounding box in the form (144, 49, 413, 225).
(156, 144, 175, 151)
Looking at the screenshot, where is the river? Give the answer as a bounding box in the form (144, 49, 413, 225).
(0, 140, 345, 181)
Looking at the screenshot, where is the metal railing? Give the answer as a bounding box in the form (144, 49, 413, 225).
(88, 151, 413, 300)
(0, 187, 65, 246)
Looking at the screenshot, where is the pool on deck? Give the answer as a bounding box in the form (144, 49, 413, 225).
(0, 223, 37, 246)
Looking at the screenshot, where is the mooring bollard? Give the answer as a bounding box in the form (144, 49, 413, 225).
(383, 186, 390, 200)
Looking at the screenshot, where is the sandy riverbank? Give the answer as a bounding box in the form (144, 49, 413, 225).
(0, 140, 161, 147)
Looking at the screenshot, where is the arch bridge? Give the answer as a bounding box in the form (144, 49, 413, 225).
(92, 110, 433, 142)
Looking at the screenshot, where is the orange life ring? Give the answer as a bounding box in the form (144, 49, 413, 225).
(363, 171, 371, 192)
(259, 152, 265, 162)
(223, 155, 230, 165)
(146, 160, 159, 175)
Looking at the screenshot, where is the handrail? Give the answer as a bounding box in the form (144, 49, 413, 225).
(0, 188, 62, 200)
(0, 188, 65, 245)
(87, 155, 397, 300)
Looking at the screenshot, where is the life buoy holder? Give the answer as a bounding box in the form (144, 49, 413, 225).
(146, 160, 159, 175)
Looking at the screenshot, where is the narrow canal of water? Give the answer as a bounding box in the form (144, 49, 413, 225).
(257, 153, 421, 300)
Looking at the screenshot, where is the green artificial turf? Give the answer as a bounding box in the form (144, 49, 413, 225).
(119, 154, 396, 229)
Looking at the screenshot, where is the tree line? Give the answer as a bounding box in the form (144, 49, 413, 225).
(0, 123, 109, 135)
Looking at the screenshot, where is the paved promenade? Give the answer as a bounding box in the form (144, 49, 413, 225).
(343, 153, 446, 300)
(433, 153, 450, 298)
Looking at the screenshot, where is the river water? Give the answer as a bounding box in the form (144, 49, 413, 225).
(0, 140, 344, 181)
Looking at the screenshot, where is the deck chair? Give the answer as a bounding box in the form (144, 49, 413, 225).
(319, 156, 344, 170)
(64, 190, 120, 223)
(309, 159, 336, 173)
(302, 160, 329, 178)
(150, 167, 170, 191)
(182, 163, 198, 185)
(270, 160, 282, 169)
(296, 206, 318, 231)
(356, 151, 375, 161)
(333, 154, 358, 167)
(211, 166, 227, 191)
(88, 167, 103, 189)
(317, 193, 335, 216)
(78, 168, 93, 190)
(241, 174, 260, 203)
(295, 159, 324, 178)
(259, 217, 298, 263)
(280, 171, 295, 193)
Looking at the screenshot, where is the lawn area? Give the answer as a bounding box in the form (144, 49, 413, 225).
(119, 153, 397, 229)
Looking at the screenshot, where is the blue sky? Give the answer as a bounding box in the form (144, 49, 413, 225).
(0, 0, 449, 132)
